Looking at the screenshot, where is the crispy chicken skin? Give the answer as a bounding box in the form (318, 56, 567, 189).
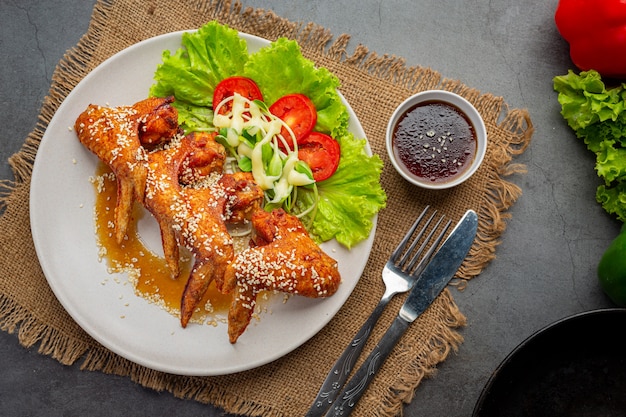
(74, 97, 178, 244)
(134, 97, 179, 147)
(76, 98, 341, 343)
(179, 172, 262, 325)
(224, 209, 341, 343)
(144, 134, 263, 327)
(177, 183, 234, 327)
(180, 171, 263, 322)
(219, 171, 264, 225)
(178, 132, 226, 185)
(144, 132, 227, 278)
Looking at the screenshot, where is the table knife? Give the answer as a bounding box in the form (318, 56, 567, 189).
(323, 209, 478, 417)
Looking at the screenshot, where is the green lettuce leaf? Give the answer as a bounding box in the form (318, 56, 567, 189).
(597, 182, 626, 222)
(596, 140, 626, 184)
(554, 69, 626, 222)
(149, 21, 248, 112)
(243, 38, 349, 138)
(297, 133, 387, 248)
(172, 101, 215, 133)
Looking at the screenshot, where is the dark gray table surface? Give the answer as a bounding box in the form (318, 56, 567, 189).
(0, 1, 619, 416)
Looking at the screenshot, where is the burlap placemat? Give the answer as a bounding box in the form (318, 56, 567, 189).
(0, 1, 533, 416)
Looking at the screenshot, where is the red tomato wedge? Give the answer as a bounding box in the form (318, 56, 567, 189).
(212, 76, 263, 115)
(297, 132, 340, 182)
(269, 94, 317, 147)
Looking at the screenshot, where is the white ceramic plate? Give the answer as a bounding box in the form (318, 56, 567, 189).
(29, 30, 375, 376)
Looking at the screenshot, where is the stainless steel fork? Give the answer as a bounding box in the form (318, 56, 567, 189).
(306, 206, 452, 417)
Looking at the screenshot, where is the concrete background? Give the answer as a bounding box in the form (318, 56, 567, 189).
(0, 1, 619, 416)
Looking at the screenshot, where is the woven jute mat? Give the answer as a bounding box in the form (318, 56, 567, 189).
(0, 1, 533, 416)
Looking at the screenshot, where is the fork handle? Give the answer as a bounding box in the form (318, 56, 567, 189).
(324, 316, 410, 417)
(305, 296, 391, 417)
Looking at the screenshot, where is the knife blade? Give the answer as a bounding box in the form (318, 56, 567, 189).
(323, 209, 478, 417)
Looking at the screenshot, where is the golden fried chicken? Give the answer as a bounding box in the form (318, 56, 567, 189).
(219, 171, 264, 224)
(179, 171, 262, 326)
(144, 137, 191, 278)
(178, 132, 227, 185)
(134, 97, 179, 147)
(143, 132, 263, 327)
(224, 209, 341, 343)
(144, 132, 227, 278)
(76, 97, 341, 343)
(177, 183, 233, 327)
(74, 97, 178, 244)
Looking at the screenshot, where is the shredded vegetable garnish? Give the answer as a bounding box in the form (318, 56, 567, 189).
(213, 93, 319, 220)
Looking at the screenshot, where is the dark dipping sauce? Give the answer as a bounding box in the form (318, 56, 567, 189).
(392, 100, 477, 184)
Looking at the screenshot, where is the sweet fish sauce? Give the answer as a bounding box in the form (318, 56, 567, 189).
(392, 100, 477, 183)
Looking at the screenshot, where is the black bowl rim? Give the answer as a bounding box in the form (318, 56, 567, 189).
(472, 307, 626, 416)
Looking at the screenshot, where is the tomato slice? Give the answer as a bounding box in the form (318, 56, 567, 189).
(269, 94, 317, 148)
(212, 76, 263, 115)
(297, 132, 340, 182)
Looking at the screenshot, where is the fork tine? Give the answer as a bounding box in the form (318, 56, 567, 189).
(404, 217, 452, 275)
(396, 209, 438, 267)
(389, 205, 432, 264)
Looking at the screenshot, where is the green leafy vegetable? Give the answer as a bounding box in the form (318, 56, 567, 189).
(242, 38, 349, 138)
(149, 21, 386, 248)
(297, 133, 386, 248)
(150, 22, 248, 117)
(554, 69, 626, 221)
(172, 102, 214, 132)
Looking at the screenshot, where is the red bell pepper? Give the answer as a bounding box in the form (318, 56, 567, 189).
(555, 0, 626, 79)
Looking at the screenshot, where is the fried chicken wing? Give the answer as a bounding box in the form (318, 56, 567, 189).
(143, 133, 263, 327)
(145, 140, 231, 326)
(224, 208, 341, 343)
(74, 97, 178, 243)
(144, 137, 188, 278)
(134, 96, 180, 147)
(178, 184, 233, 326)
(76, 97, 340, 343)
(179, 172, 263, 325)
(144, 132, 227, 278)
(219, 171, 264, 225)
(178, 132, 226, 185)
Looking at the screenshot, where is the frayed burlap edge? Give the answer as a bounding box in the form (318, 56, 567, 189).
(0, 0, 533, 416)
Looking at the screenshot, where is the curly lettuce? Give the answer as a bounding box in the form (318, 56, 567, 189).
(150, 22, 249, 108)
(554, 69, 626, 221)
(149, 21, 386, 247)
(297, 133, 385, 248)
(242, 38, 349, 139)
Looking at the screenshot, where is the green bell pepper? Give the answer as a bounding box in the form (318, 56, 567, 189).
(598, 223, 626, 306)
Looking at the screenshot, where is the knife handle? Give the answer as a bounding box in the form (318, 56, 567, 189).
(306, 298, 390, 417)
(324, 317, 410, 417)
